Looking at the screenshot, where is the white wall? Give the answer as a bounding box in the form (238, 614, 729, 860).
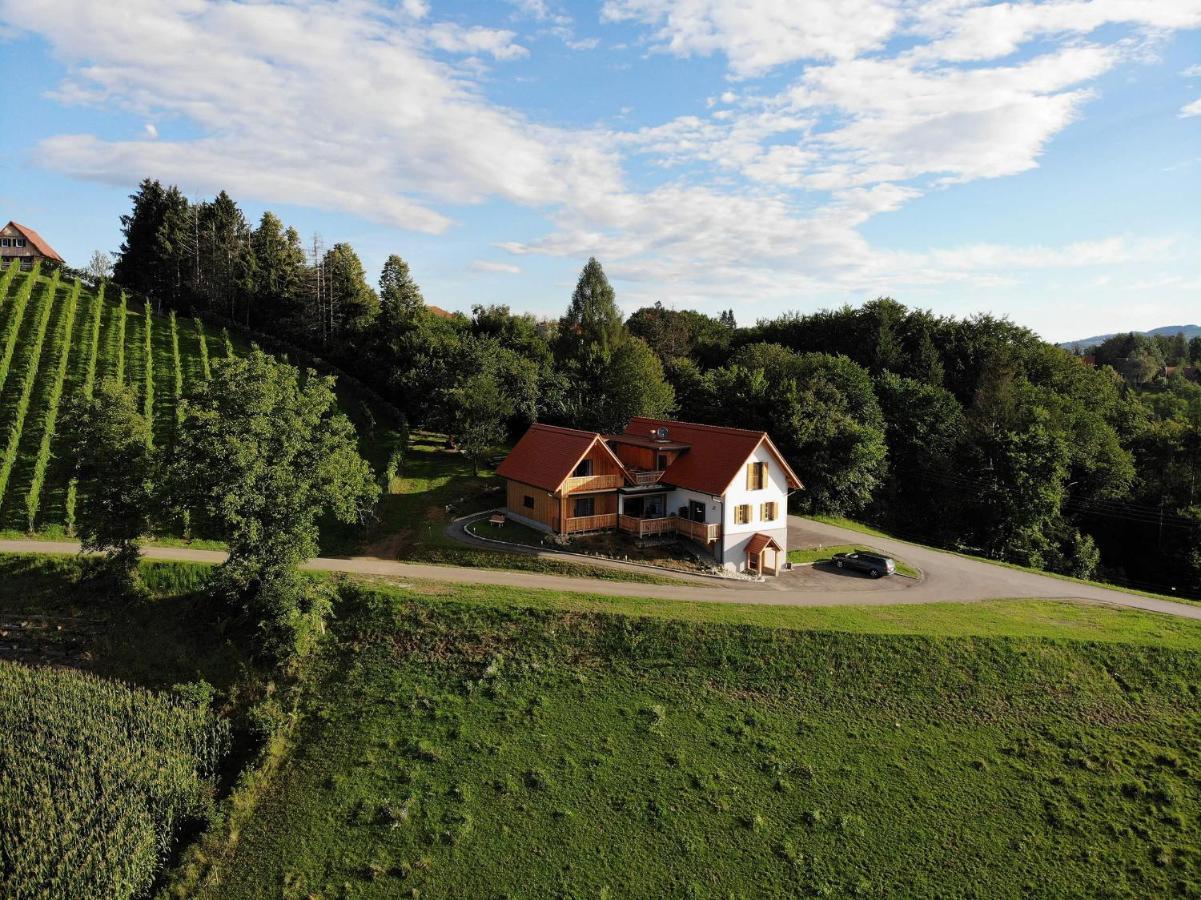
(718, 441, 790, 571)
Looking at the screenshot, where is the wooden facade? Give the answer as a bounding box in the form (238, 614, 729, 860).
(610, 442, 682, 474)
(506, 479, 559, 531)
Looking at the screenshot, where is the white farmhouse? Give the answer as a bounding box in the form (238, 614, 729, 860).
(496, 417, 801, 575)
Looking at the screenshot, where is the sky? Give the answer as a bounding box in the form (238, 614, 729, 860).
(1, 1, 1199, 343)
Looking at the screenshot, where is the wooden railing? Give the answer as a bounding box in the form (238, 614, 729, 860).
(617, 514, 721, 543)
(673, 517, 721, 544)
(563, 513, 618, 533)
(632, 470, 665, 485)
(561, 473, 624, 493)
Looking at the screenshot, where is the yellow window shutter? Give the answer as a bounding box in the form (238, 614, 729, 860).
(746, 463, 754, 490)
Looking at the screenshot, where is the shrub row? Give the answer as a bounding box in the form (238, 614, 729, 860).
(25, 278, 79, 530)
(66, 283, 107, 533)
(0, 260, 42, 400)
(194, 317, 211, 379)
(0, 270, 60, 509)
(114, 291, 128, 382)
(143, 302, 154, 447)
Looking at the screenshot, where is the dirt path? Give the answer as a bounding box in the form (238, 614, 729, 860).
(1, 523, 1198, 620)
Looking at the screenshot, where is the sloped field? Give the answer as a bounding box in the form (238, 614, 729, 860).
(0, 263, 238, 534)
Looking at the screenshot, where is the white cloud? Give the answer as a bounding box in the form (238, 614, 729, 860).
(601, 0, 900, 77)
(1181, 97, 1201, 118)
(471, 259, 522, 274)
(142, 122, 158, 139)
(1183, 64, 1201, 77)
(424, 22, 528, 60)
(9, 0, 622, 233)
(5, 0, 1198, 321)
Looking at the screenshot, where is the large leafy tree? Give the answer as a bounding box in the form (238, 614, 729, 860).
(711, 345, 888, 515)
(168, 350, 378, 657)
(73, 378, 157, 583)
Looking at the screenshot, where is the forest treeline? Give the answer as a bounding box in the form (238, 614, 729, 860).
(109, 179, 1200, 595)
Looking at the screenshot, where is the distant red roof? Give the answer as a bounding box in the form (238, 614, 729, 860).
(4, 222, 63, 262)
(622, 417, 802, 496)
(426, 305, 455, 319)
(495, 423, 628, 492)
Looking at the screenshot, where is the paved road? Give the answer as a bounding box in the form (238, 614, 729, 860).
(1, 519, 1199, 621)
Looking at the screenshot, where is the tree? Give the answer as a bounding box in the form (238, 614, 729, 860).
(711, 345, 888, 515)
(113, 178, 169, 296)
(379, 254, 424, 327)
(250, 212, 307, 328)
(167, 350, 378, 659)
(558, 257, 624, 358)
(592, 337, 675, 433)
(719, 309, 736, 329)
(73, 378, 157, 583)
(323, 242, 380, 341)
(447, 370, 512, 475)
(86, 250, 113, 282)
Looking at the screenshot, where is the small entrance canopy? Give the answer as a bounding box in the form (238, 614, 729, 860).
(746, 532, 783, 576)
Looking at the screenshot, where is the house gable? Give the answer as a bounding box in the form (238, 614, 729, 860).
(1, 222, 64, 263)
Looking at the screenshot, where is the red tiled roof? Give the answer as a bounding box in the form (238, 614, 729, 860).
(4, 222, 63, 262)
(426, 305, 455, 319)
(495, 423, 623, 493)
(622, 417, 803, 496)
(746, 532, 782, 557)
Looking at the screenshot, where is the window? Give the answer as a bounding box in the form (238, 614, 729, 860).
(573, 496, 595, 518)
(656, 453, 668, 470)
(734, 504, 752, 525)
(0, 239, 9, 247)
(573, 458, 593, 477)
(523, 495, 534, 510)
(746, 461, 768, 490)
(15, 239, 25, 247)
(761, 501, 777, 522)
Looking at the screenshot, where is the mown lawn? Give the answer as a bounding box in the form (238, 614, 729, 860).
(788, 543, 921, 578)
(200, 582, 1201, 898)
(357, 431, 674, 584)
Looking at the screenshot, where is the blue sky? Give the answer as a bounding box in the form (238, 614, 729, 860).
(1, 0, 1198, 342)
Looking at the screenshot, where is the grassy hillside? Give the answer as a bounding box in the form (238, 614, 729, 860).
(195, 581, 1201, 899)
(0, 264, 401, 542)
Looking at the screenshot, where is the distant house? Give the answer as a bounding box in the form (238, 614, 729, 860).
(496, 417, 801, 575)
(1162, 365, 1201, 383)
(0, 222, 64, 271)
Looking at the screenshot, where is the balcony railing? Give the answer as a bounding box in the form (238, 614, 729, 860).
(563, 513, 618, 533)
(617, 514, 721, 543)
(561, 473, 624, 493)
(632, 470, 665, 485)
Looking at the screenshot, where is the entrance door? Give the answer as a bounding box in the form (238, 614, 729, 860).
(689, 500, 706, 522)
(645, 494, 666, 519)
(572, 496, 595, 518)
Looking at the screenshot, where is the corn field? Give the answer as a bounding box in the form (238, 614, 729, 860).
(0, 659, 229, 899)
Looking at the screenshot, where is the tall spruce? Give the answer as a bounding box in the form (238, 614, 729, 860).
(378, 254, 424, 328)
(558, 257, 624, 358)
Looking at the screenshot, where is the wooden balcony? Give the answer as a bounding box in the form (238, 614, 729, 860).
(617, 514, 721, 543)
(561, 473, 624, 493)
(563, 513, 618, 533)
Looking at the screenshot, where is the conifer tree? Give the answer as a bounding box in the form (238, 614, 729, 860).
(558, 257, 624, 358)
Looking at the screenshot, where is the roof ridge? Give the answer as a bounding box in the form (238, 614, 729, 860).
(529, 422, 600, 437)
(628, 416, 765, 438)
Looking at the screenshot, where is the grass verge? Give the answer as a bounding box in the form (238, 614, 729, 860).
(197, 582, 1201, 898)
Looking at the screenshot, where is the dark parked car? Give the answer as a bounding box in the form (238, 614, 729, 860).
(832, 551, 895, 578)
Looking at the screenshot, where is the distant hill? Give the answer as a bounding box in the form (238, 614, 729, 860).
(1059, 324, 1201, 350)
